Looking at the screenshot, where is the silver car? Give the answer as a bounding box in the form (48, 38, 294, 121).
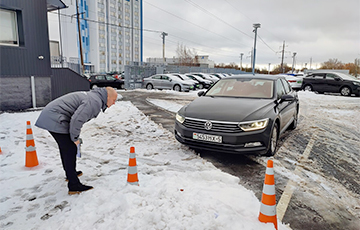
(143, 74, 195, 92)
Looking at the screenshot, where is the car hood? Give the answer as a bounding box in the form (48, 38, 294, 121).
(180, 96, 274, 122)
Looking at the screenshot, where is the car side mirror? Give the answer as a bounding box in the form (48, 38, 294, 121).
(280, 94, 294, 102)
(198, 91, 205, 97)
(169, 79, 172, 82)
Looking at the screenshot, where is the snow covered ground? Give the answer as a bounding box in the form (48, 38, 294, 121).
(0, 92, 290, 229)
(1, 89, 359, 230)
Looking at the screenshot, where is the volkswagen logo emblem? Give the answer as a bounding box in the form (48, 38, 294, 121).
(204, 120, 212, 130)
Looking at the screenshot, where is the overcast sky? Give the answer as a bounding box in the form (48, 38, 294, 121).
(143, 0, 360, 69)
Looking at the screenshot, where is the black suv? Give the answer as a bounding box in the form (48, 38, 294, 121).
(89, 74, 124, 89)
(301, 72, 360, 96)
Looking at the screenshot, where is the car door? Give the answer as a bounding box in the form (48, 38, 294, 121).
(311, 73, 326, 92)
(324, 73, 341, 93)
(161, 75, 173, 89)
(95, 75, 106, 87)
(105, 75, 118, 88)
(150, 75, 162, 89)
(276, 79, 295, 133)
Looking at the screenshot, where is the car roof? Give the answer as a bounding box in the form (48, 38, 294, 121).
(225, 74, 285, 81)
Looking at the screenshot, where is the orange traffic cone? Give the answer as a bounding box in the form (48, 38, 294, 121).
(127, 147, 139, 186)
(25, 121, 39, 167)
(259, 159, 278, 229)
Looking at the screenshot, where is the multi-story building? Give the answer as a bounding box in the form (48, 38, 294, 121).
(49, 0, 142, 73)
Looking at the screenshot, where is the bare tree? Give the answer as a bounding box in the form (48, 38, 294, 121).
(176, 43, 197, 66)
(320, 58, 344, 69)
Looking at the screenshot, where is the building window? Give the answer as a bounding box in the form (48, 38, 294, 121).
(0, 9, 18, 46)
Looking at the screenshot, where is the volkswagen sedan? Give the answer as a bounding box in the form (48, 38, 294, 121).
(174, 74, 299, 156)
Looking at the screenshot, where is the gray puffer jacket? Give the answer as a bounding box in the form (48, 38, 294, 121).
(35, 88, 108, 142)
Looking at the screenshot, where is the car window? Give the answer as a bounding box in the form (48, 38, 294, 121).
(276, 79, 286, 99)
(95, 75, 105, 80)
(326, 73, 338, 80)
(311, 74, 325, 79)
(152, 75, 161, 79)
(162, 76, 169, 81)
(281, 79, 291, 94)
(206, 78, 273, 99)
(106, 76, 116, 80)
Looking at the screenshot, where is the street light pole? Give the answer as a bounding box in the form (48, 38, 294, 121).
(292, 52, 297, 73)
(240, 53, 244, 71)
(161, 32, 168, 63)
(252, 23, 261, 74)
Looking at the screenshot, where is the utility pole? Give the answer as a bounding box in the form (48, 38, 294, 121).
(280, 41, 285, 73)
(252, 23, 261, 74)
(76, 0, 84, 75)
(309, 57, 312, 70)
(292, 52, 297, 73)
(161, 32, 168, 63)
(240, 53, 244, 71)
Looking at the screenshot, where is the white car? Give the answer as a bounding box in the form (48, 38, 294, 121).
(171, 73, 199, 90)
(143, 74, 195, 92)
(278, 74, 303, 90)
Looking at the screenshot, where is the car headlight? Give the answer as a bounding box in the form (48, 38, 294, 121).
(353, 82, 360, 86)
(176, 113, 185, 124)
(239, 118, 269, 131)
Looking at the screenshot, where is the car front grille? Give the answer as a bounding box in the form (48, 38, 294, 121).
(183, 118, 241, 133)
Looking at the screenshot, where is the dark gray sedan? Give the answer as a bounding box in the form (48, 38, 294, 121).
(174, 74, 299, 156)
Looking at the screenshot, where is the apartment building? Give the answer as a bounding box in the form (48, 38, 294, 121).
(49, 0, 142, 73)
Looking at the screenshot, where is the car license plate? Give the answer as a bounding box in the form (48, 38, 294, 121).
(193, 133, 222, 143)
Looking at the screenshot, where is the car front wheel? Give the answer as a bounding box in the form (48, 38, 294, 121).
(146, 83, 153, 90)
(91, 84, 98, 89)
(340, 86, 351, 96)
(265, 123, 278, 156)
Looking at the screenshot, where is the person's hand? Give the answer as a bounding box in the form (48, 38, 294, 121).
(74, 140, 80, 146)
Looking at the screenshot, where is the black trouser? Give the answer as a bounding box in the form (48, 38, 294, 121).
(49, 132, 81, 189)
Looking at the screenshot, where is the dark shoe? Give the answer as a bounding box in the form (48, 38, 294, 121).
(68, 184, 93, 195)
(65, 171, 83, 181)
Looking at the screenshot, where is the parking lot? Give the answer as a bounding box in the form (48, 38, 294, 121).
(121, 89, 360, 230)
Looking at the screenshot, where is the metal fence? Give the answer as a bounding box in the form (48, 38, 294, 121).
(124, 65, 157, 89)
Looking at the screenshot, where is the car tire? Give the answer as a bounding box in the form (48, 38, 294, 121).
(265, 123, 278, 156)
(289, 109, 298, 130)
(303, 84, 312, 91)
(173, 84, 181, 92)
(91, 84, 98, 89)
(340, 86, 351, 96)
(146, 83, 153, 90)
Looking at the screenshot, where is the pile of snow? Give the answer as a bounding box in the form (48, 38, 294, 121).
(0, 99, 290, 229)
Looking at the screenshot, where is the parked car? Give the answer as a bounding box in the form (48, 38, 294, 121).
(277, 74, 303, 90)
(88, 74, 124, 89)
(171, 73, 199, 90)
(210, 73, 224, 80)
(301, 72, 360, 96)
(186, 74, 212, 89)
(143, 74, 195, 92)
(190, 73, 219, 83)
(175, 74, 299, 156)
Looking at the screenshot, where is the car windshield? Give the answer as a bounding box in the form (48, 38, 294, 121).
(206, 78, 274, 99)
(336, 72, 359, 81)
(174, 75, 185, 80)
